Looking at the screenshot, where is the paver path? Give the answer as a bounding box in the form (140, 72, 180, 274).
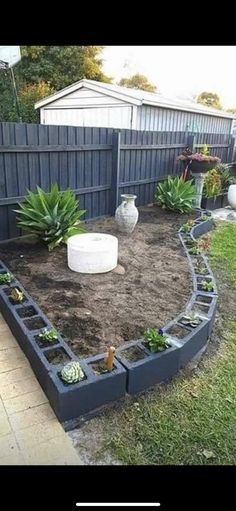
(0, 313, 82, 465)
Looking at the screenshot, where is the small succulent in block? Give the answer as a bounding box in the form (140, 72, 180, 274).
(200, 280, 214, 292)
(0, 272, 13, 285)
(143, 328, 169, 353)
(181, 312, 201, 328)
(10, 288, 24, 303)
(189, 246, 200, 255)
(60, 361, 84, 384)
(194, 261, 208, 275)
(181, 220, 195, 233)
(38, 328, 58, 343)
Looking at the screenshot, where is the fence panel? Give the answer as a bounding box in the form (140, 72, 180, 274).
(0, 122, 234, 241)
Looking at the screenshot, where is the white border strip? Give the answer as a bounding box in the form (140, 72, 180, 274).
(76, 504, 161, 508)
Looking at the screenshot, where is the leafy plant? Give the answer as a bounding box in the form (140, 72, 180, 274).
(185, 239, 198, 247)
(155, 177, 196, 213)
(203, 169, 222, 198)
(38, 328, 58, 343)
(200, 280, 214, 292)
(199, 144, 210, 156)
(181, 312, 201, 328)
(189, 246, 200, 255)
(14, 184, 86, 251)
(10, 288, 24, 303)
(215, 163, 236, 190)
(194, 261, 208, 275)
(143, 328, 169, 353)
(199, 215, 209, 222)
(0, 272, 13, 285)
(198, 236, 211, 252)
(60, 361, 84, 384)
(181, 220, 195, 233)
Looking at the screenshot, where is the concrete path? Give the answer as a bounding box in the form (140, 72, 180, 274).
(0, 313, 82, 465)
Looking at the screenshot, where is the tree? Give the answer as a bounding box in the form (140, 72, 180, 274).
(196, 91, 222, 109)
(0, 46, 111, 122)
(118, 73, 157, 92)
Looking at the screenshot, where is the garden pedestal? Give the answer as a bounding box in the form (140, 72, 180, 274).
(192, 172, 205, 208)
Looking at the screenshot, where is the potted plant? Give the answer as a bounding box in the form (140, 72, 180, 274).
(201, 169, 223, 209)
(177, 145, 221, 174)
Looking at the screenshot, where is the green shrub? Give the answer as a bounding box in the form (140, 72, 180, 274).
(215, 163, 236, 190)
(143, 328, 169, 353)
(203, 169, 222, 198)
(14, 184, 86, 251)
(0, 272, 13, 285)
(38, 328, 58, 343)
(155, 176, 196, 213)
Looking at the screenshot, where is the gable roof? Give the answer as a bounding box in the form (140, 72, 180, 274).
(35, 79, 235, 119)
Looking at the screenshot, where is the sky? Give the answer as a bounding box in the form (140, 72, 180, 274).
(102, 46, 236, 109)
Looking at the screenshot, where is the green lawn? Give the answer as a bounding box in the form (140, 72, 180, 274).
(105, 221, 236, 465)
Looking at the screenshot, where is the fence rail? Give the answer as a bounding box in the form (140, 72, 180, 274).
(0, 121, 235, 242)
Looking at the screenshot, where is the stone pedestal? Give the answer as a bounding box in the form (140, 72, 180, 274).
(191, 172, 205, 209)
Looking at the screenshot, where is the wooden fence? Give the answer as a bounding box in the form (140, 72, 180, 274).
(0, 122, 235, 241)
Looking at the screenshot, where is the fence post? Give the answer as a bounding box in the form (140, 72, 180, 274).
(187, 133, 196, 152)
(227, 135, 236, 163)
(110, 129, 121, 215)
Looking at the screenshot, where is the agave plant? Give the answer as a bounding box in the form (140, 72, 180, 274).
(155, 176, 196, 213)
(14, 184, 86, 251)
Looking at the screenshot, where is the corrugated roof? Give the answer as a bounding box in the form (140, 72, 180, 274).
(35, 79, 235, 119)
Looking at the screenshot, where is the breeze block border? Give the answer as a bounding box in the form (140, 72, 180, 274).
(0, 209, 218, 421)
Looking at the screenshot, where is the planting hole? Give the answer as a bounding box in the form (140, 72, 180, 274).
(16, 305, 37, 318)
(120, 345, 149, 363)
(89, 360, 116, 375)
(165, 324, 190, 339)
(191, 303, 210, 315)
(196, 294, 213, 304)
(23, 317, 47, 331)
(44, 348, 71, 365)
(197, 276, 212, 283)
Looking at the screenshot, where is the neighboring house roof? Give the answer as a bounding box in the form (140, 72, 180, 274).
(35, 79, 235, 119)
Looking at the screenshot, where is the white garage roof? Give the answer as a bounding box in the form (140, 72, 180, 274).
(35, 79, 235, 119)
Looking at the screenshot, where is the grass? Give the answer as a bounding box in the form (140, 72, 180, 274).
(103, 221, 236, 465)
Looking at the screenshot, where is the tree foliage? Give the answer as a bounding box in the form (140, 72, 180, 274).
(196, 91, 222, 109)
(0, 46, 111, 122)
(226, 108, 236, 115)
(118, 73, 157, 92)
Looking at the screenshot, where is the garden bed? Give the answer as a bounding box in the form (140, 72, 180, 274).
(0, 206, 194, 359)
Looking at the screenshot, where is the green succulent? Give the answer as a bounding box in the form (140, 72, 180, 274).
(0, 272, 13, 285)
(199, 215, 209, 222)
(14, 183, 86, 252)
(143, 328, 169, 353)
(181, 312, 201, 328)
(200, 280, 214, 292)
(189, 246, 200, 255)
(155, 176, 196, 214)
(38, 328, 58, 343)
(61, 361, 84, 384)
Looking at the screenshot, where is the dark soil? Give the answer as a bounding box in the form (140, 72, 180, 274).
(23, 317, 47, 331)
(120, 345, 149, 362)
(44, 348, 71, 365)
(165, 324, 190, 339)
(0, 206, 195, 358)
(90, 361, 115, 375)
(16, 305, 37, 318)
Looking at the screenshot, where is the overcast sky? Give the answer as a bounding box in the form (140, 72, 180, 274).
(102, 46, 236, 109)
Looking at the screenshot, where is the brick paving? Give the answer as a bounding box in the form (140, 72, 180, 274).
(0, 314, 82, 465)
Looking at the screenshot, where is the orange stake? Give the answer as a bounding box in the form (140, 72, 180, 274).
(105, 346, 115, 372)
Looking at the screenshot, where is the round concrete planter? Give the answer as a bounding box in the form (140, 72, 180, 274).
(228, 184, 236, 209)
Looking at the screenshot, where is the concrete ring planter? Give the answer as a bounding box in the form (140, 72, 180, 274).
(0, 209, 218, 422)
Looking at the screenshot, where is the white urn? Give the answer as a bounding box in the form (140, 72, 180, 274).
(228, 185, 236, 210)
(115, 194, 139, 234)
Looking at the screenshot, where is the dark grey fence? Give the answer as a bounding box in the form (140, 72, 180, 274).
(0, 121, 235, 241)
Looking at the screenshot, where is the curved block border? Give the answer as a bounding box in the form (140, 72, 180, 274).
(0, 210, 217, 421)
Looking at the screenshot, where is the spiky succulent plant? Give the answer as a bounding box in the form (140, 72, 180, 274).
(60, 361, 84, 384)
(155, 177, 196, 213)
(14, 183, 86, 251)
(0, 272, 13, 285)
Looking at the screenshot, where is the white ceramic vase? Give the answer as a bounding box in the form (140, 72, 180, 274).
(115, 194, 139, 234)
(228, 185, 236, 210)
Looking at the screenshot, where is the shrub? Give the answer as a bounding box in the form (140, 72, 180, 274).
(215, 163, 236, 190)
(15, 184, 86, 251)
(155, 176, 196, 213)
(143, 328, 169, 353)
(203, 169, 222, 198)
